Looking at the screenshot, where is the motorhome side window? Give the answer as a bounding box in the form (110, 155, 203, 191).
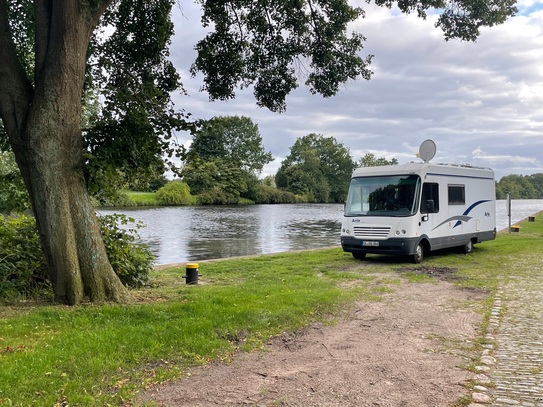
(421, 183, 439, 213)
(448, 185, 465, 205)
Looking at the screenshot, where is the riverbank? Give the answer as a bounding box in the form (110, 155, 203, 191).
(1, 211, 542, 406)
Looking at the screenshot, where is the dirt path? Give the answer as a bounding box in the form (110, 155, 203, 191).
(138, 275, 486, 406)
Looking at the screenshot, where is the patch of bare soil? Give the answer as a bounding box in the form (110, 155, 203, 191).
(396, 266, 462, 282)
(138, 275, 486, 407)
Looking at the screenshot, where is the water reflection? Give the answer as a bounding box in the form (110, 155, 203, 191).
(185, 206, 262, 261)
(98, 200, 543, 265)
(98, 204, 344, 264)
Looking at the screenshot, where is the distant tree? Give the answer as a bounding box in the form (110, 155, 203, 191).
(496, 174, 540, 199)
(276, 134, 355, 202)
(148, 175, 170, 192)
(526, 174, 543, 198)
(188, 116, 272, 174)
(359, 153, 398, 167)
(127, 169, 170, 193)
(276, 163, 328, 202)
(525, 173, 543, 199)
(183, 116, 272, 201)
(182, 157, 248, 202)
(182, 159, 219, 196)
(516, 175, 535, 199)
(496, 178, 505, 199)
(262, 175, 276, 188)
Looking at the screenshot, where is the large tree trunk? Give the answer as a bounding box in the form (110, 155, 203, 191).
(24, 118, 129, 305)
(0, 0, 128, 304)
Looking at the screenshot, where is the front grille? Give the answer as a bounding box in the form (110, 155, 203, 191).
(353, 226, 391, 237)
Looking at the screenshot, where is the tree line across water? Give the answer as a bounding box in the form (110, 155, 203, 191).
(1, 115, 540, 213)
(495, 174, 543, 200)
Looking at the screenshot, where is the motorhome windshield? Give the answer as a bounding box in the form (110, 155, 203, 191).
(344, 174, 421, 217)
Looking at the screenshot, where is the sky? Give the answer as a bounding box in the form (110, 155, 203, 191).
(167, 0, 543, 181)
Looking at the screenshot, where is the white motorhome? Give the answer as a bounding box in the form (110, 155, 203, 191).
(341, 162, 496, 263)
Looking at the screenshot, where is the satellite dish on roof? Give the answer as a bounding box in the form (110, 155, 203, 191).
(418, 139, 436, 163)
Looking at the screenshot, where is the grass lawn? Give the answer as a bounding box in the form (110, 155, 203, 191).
(1, 211, 542, 406)
(124, 191, 159, 206)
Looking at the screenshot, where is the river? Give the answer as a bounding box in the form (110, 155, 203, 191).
(98, 200, 543, 265)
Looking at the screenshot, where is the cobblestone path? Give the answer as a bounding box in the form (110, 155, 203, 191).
(470, 263, 543, 406)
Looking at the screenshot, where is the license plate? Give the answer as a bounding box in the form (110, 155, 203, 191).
(363, 241, 379, 247)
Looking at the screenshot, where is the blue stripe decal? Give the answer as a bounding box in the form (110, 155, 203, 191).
(454, 199, 492, 227)
(431, 200, 492, 230)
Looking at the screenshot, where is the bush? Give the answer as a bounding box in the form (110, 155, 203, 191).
(99, 214, 154, 288)
(155, 181, 192, 205)
(0, 215, 49, 299)
(197, 187, 239, 205)
(0, 213, 154, 300)
(253, 184, 298, 204)
(296, 193, 314, 203)
(0, 151, 31, 213)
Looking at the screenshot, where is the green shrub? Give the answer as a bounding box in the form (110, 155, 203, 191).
(295, 193, 311, 203)
(0, 151, 31, 213)
(0, 214, 154, 300)
(155, 181, 192, 205)
(99, 214, 154, 288)
(197, 187, 239, 205)
(253, 184, 298, 204)
(0, 215, 49, 299)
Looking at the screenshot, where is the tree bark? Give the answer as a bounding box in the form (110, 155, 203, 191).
(0, 0, 128, 304)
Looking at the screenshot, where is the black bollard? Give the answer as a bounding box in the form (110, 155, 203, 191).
(185, 263, 200, 285)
